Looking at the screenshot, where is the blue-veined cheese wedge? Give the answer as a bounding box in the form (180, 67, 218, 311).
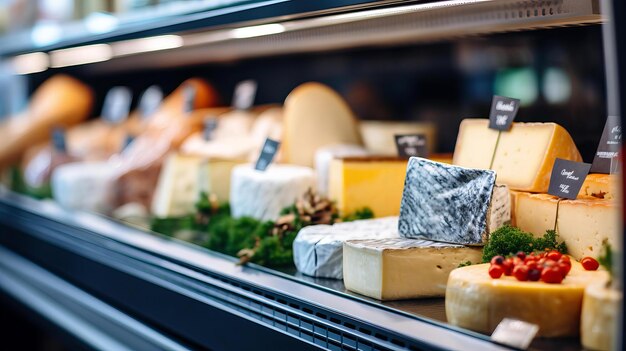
(399, 157, 510, 245)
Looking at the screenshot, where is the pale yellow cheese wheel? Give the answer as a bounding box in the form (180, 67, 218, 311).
(445, 262, 608, 337)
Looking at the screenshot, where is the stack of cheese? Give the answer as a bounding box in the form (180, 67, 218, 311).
(342, 157, 508, 300)
(454, 118, 619, 260)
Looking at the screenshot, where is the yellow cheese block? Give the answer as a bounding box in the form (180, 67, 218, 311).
(514, 192, 619, 260)
(581, 282, 622, 351)
(343, 238, 482, 300)
(359, 120, 437, 155)
(452, 119, 582, 192)
(578, 173, 620, 200)
(445, 262, 609, 337)
(329, 156, 406, 217)
(283, 83, 362, 167)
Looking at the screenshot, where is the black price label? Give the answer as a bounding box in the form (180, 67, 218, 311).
(590, 116, 621, 174)
(203, 117, 219, 141)
(233, 80, 257, 110)
(548, 158, 591, 200)
(254, 138, 280, 171)
(183, 84, 197, 114)
(489, 96, 520, 131)
(123, 135, 135, 150)
(102, 87, 132, 124)
(52, 128, 66, 153)
(139, 85, 163, 118)
(394, 134, 428, 158)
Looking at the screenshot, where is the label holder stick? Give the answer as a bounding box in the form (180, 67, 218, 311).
(488, 131, 502, 170)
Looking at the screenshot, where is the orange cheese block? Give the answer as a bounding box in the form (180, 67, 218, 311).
(453, 119, 582, 192)
(514, 192, 619, 260)
(445, 262, 609, 337)
(0, 75, 93, 170)
(578, 173, 620, 200)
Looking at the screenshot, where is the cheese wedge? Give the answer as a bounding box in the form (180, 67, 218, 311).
(453, 119, 582, 192)
(514, 192, 619, 260)
(399, 157, 510, 245)
(314, 144, 369, 196)
(329, 156, 407, 217)
(446, 262, 609, 337)
(0, 75, 93, 170)
(344, 238, 482, 300)
(359, 120, 437, 155)
(52, 162, 115, 214)
(283, 83, 362, 167)
(578, 173, 620, 200)
(581, 282, 622, 351)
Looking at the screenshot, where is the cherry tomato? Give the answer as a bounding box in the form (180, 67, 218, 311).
(528, 268, 541, 281)
(547, 250, 562, 261)
(502, 259, 514, 276)
(526, 261, 538, 270)
(513, 265, 529, 281)
(541, 266, 564, 284)
(516, 251, 526, 260)
(558, 263, 571, 277)
(489, 265, 504, 279)
(490, 255, 505, 266)
(559, 255, 571, 263)
(581, 257, 600, 271)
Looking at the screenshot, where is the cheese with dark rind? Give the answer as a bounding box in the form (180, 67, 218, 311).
(399, 157, 510, 245)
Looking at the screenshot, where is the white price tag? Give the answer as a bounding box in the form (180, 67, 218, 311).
(102, 87, 132, 124)
(491, 318, 539, 350)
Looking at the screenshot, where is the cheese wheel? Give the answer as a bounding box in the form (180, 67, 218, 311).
(283, 83, 362, 167)
(453, 119, 582, 192)
(0, 75, 93, 170)
(581, 282, 622, 351)
(445, 262, 608, 337)
(359, 120, 437, 155)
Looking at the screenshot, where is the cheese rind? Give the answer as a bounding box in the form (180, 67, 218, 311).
(399, 157, 510, 245)
(293, 216, 399, 279)
(445, 262, 609, 337)
(514, 192, 619, 260)
(343, 238, 482, 300)
(452, 119, 582, 192)
(581, 282, 622, 351)
(230, 164, 316, 221)
(329, 156, 407, 217)
(283, 83, 362, 167)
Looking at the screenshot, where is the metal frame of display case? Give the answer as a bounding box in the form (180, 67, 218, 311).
(0, 0, 623, 350)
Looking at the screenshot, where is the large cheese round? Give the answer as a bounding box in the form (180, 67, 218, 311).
(359, 121, 436, 155)
(51, 162, 115, 214)
(230, 164, 315, 221)
(581, 282, 621, 351)
(282, 83, 362, 167)
(445, 262, 608, 337)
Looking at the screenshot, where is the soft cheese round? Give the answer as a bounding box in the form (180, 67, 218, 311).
(51, 162, 115, 214)
(230, 164, 316, 221)
(445, 262, 609, 337)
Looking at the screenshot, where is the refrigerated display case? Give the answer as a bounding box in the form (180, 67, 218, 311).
(0, 1, 623, 350)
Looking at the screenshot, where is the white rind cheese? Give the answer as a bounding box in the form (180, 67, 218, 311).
(293, 216, 399, 279)
(398, 157, 510, 245)
(51, 162, 114, 214)
(230, 164, 316, 221)
(343, 238, 482, 300)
